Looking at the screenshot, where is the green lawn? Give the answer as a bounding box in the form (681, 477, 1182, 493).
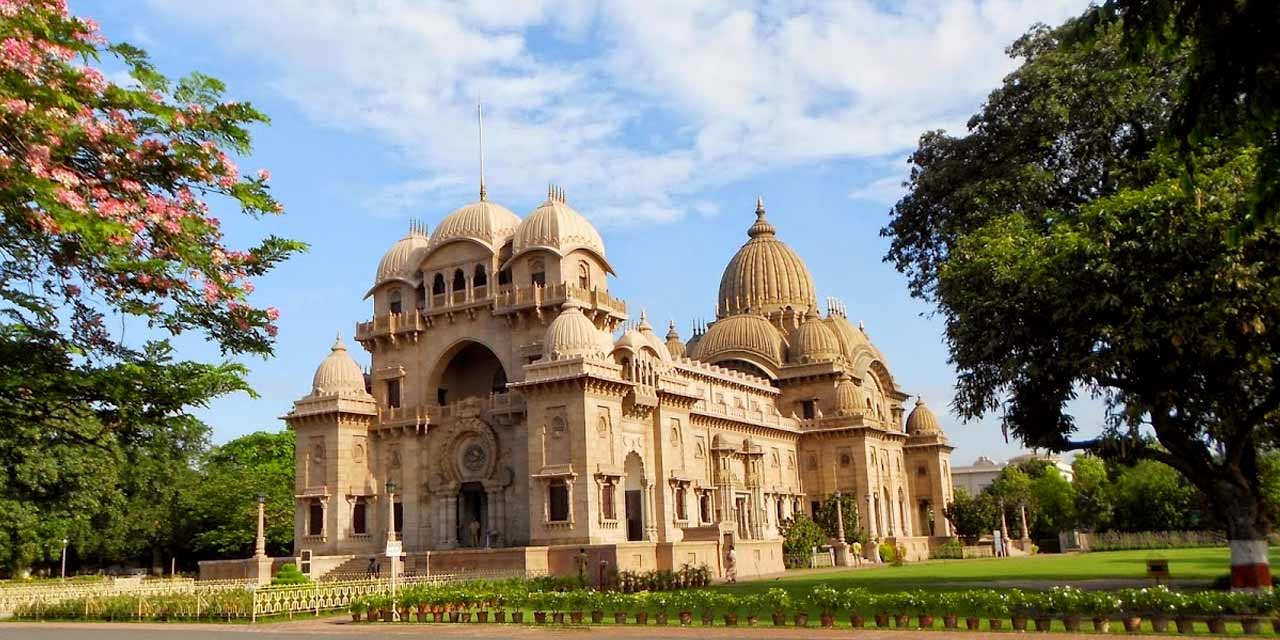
(715, 547, 1278, 595)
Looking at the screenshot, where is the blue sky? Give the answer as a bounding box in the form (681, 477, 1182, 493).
(78, 0, 1099, 464)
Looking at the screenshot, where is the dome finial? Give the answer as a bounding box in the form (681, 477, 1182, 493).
(756, 196, 765, 216)
(333, 331, 345, 350)
(746, 196, 776, 239)
(477, 100, 487, 201)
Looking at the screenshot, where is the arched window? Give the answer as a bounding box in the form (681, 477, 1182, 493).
(432, 273, 445, 295)
(530, 258, 546, 286)
(577, 261, 590, 289)
(473, 264, 488, 287)
(388, 289, 402, 314)
(699, 493, 712, 524)
(452, 268, 466, 291)
(675, 485, 688, 521)
(498, 267, 511, 286)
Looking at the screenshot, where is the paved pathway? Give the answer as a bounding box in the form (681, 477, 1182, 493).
(0, 619, 1120, 639)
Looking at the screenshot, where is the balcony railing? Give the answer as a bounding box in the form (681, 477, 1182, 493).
(376, 391, 526, 428)
(354, 311, 425, 342)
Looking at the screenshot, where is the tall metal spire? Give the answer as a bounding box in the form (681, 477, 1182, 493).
(477, 101, 487, 201)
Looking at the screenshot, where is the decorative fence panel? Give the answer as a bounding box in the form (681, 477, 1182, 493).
(250, 570, 523, 621)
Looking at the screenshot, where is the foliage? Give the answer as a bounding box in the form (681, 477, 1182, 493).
(877, 542, 896, 564)
(778, 514, 826, 557)
(270, 563, 308, 585)
(1071, 455, 1113, 530)
(762, 587, 792, 613)
(930, 538, 964, 560)
(813, 493, 863, 544)
(809, 585, 841, 615)
(882, 9, 1280, 568)
(944, 487, 999, 538)
(1109, 460, 1203, 532)
(181, 430, 295, 559)
(0, 0, 302, 574)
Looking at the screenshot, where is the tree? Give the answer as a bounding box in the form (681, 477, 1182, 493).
(883, 15, 1279, 586)
(778, 514, 826, 558)
(1109, 460, 1203, 532)
(943, 487, 999, 540)
(183, 430, 295, 558)
(1071, 455, 1113, 531)
(0, 0, 303, 573)
(1028, 467, 1076, 539)
(813, 493, 863, 544)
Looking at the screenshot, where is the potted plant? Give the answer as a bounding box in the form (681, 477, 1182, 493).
(739, 593, 766, 626)
(764, 587, 791, 626)
(631, 591, 650, 625)
(1136, 586, 1181, 633)
(810, 585, 840, 628)
(528, 591, 549, 624)
(672, 590, 694, 626)
(689, 590, 717, 626)
(582, 589, 603, 624)
(872, 590, 894, 628)
(349, 597, 367, 623)
(935, 592, 960, 629)
(720, 593, 739, 626)
(842, 588, 872, 628)
(1006, 589, 1029, 631)
(985, 591, 1011, 630)
(1023, 590, 1052, 631)
(911, 590, 935, 629)
(1228, 590, 1269, 635)
(507, 589, 526, 624)
(889, 591, 917, 628)
(1086, 591, 1122, 633)
(1046, 586, 1087, 632)
(1192, 591, 1227, 634)
(957, 591, 984, 630)
(1114, 588, 1143, 633)
(605, 591, 629, 624)
(548, 591, 566, 625)
(650, 591, 671, 625)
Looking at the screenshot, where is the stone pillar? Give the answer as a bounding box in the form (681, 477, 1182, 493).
(254, 495, 267, 557)
(644, 482, 658, 541)
(1019, 503, 1031, 541)
(486, 489, 503, 547)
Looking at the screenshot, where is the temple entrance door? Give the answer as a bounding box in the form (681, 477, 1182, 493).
(457, 482, 487, 547)
(735, 496, 749, 539)
(625, 490, 643, 541)
(918, 500, 933, 536)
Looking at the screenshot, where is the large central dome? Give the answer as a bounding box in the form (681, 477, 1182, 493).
(717, 199, 817, 317)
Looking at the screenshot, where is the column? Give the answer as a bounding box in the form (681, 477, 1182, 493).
(644, 482, 658, 541)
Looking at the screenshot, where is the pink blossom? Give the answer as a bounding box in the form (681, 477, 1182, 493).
(0, 98, 29, 115)
(78, 67, 107, 94)
(272, 202, 284, 213)
(137, 274, 153, 287)
(210, 248, 226, 264)
(203, 282, 219, 303)
(64, 284, 81, 297)
(217, 174, 236, 188)
(187, 103, 203, 114)
(54, 188, 86, 212)
(257, 168, 271, 182)
(266, 306, 280, 321)
(266, 324, 278, 337)
(51, 168, 80, 187)
(0, 1, 19, 18)
(120, 180, 142, 193)
(241, 281, 254, 294)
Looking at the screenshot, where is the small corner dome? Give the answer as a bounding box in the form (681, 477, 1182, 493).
(790, 309, 842, 364)
(636, 311, 670, 360)
(311, 334, 368, 396)
(688, 313, 783, 368)
(428, 199, 520, 254)
(833, 375, 865, 416)
(664, 321, 685, 359)
(368, 225, 429, 298)
(544, 300, 605, 360)
(511, 190, 614, 273)
(905, 397, 943, 435)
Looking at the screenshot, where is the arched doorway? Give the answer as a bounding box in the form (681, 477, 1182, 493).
(457, 481, 487, 547)
(432, 341, 508, 405)
(624, 452, 645, 542)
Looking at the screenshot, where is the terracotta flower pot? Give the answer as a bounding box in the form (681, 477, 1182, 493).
(655, 613, 668, 625)
(875, 613, 890, 628)
(380, 609, 392, 622)
(989, 618, 1004, 630)
(1012, 615, 1029, 631)
(570, 611, 583, 624)
(495, 611, 507, 623)
(747, 615, 759, 626)
(1242, 617, 1262, 635)
(1034, 616, 1052, 631)
(1207, 617, 1227, 634)
(477, 611, 489, 623)
(679, 611, 692, 626)
(351, 613, 361, 623)
(1272, 617, 1280, 634)
(460, 612, 472, 623)
(416, 612, 428, 622)
(772, 612, 786, 626)
(551, 612, 564, 624)
(919, 614, 934, 629)
(701, 613, 714, 626)
(592, 611, 605, 624)
(534, 612, 547, 624)
(966, 617, 980, 630)
(723, 613, 738, 626)
(1063, 615, 1082, 632)
(821, 613, 835, 628)
(796, 612, 810, 627)
(894, 614, 910, 627)
(448, 612, 460, 623)
(634, 612, 648, 625)
(1175, 617, 1195, 634)
(944, 615, 958, 629)
(850, 614, 865, 628)
(1093, 617, 1111, 633)
(615, 612, 627, 624)
(1122, 616, 1141, 633)
(511, 611, 523, 624)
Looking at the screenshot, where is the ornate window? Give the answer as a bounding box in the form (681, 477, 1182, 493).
(548, 480, 570, 522)
(530, 258, 546, 286)
(307, 499, 324, 536)
(699, 492, 712, 524)
(473, 264, 488, 287)
(601, 479, 617, 520)
(452, 268, 466, 291)
(432, 273, 445, 295)
(775, 495, 784, 523)
(578, 261, 590, 289)
(352, 497, 367, 535)
(388, 289, 402, 314)
(675, 485, 688, 521)
(801, 399, 817, 419)
(385, 379, 400, 409)
(498, 267, 511, 286)
(840, 452, 852, 467)
(393, 501, 403, 534)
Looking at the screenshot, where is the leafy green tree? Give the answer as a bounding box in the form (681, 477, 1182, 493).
(813, 493, 863, 544)
(1071, 455, 1113, 531)
(883, 15, 1279, 586)
(0, 0, 302, 573)
(778, 514, 826, 557)
(183, 430, 295, 558)
(1109, 460, 1203, 532)
(1028, 467, 1076, 538)
(943, 487, 1000, 539)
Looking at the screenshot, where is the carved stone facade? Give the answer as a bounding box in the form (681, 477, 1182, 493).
(283, 189, 953, 578)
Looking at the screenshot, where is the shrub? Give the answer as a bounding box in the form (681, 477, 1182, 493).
(348, 598, 367, 614)
(763, 587, 793, 614)
(930, 538, 964, 559)
(779, 514, 827, 557)
(808, 585, 841, 615)
(841, 588, 874, 616)
(271, 563, 309, 585)
(878, 542, 897, 563)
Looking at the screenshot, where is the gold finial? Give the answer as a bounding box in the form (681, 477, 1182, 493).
(477, 101, 486, 201)
(756, 196, 765, 216)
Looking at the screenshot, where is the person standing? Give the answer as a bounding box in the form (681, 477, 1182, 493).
(724, 545, 737, 583)
(469, 519, 481, 548)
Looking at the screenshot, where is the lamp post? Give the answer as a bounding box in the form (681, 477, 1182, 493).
(254, 492, 267, 558)
(385, 480, 399, 621)
(60, 538, 68, 580)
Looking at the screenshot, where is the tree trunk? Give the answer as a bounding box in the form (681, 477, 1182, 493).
(1213, 480, 1271, 589)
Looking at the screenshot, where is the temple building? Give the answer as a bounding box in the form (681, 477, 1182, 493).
(282, 187, 955, 580)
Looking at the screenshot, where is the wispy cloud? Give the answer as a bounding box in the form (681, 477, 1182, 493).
(147, 0, 1087, 224)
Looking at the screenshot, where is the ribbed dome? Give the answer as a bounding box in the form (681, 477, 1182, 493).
(664, 321, 686, 359)
(373, 225, 429, 288)
(311, 334, 368, 396)
(905, 397, 943, 435)
(613, 327, 655, 356)
(790, 309, 842, 364)
(833, 375, 866, 416)
(544, 300, 605, 360)
(688, 313, 783, 369)
(635, 311, 670, 360)
(511, 189, 612, 271)
(717, 199, 817, 317)
(428, 199, 520, 253)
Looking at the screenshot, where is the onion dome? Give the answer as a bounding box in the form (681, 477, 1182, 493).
(717, 198, 817, 317)
(510, 186, 614, 272)
(311, 334, 368, 396)
(833, 375, 866, 416)
(428, 199, 520, 254)
(905, 397, 943, 435)
(367, 222, 429, 297)
(688, 313, 783, 371)
(664, 321, 686, 359)
(544, 300, 605, 360)
(790, 309, 842, 364)
(635, 311, 670, 360)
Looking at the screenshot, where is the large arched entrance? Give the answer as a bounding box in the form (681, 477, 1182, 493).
(457, 481, 488, 547)
(431, 341, 508, 405)
(624, 452, 646, 542)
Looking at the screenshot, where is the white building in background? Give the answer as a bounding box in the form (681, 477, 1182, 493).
(951, 452, 1074, 496)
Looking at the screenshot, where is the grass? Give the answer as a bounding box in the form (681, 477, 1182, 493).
(714, 547, 1280, 595)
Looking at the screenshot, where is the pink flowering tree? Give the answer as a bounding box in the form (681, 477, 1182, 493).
(0, 0, 304, 572)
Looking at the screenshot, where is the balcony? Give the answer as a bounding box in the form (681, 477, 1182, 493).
(375, 391, 527, 430)
(492, 283, 627, 317)
(354, 311, 426, 342)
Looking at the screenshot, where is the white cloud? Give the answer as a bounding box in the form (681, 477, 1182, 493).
(146, 0, 1088, 224)
(849, 173, 908, 206)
